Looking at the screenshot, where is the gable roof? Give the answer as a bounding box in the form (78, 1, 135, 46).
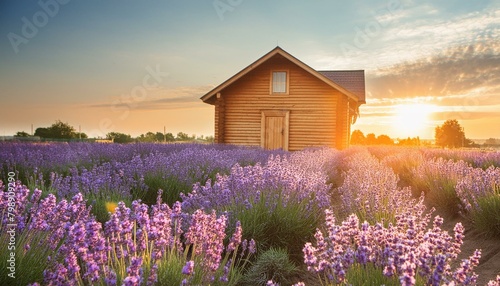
(201, 46, 365, 104)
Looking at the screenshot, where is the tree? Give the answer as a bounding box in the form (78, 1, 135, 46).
(350, 130, 366, 145)
(34, 127, 51, 138)
(365, 133, 377, 145)
(74, 132, 88, 139)
(49, 120, 76, 139)
(398, 137, 420, 146)
(154, 132, 165, 142)
(137, 132, 156, 142)
(484, 138, 500, 146)
(34, 120, 80, 139)
(435, 119, 466, 148)
(376, 134, 394, 145)
(15, 131, 30, 137)
(176, 132, 191, 141)
(106, 132, 133, 143)
(164, 132, 175, 142)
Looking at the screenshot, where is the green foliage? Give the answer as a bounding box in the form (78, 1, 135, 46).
(89, 195, 131, 224)
(435, 119, 466, 148)
(376, 134, 394, 145)
(156, 253, 185, 286)
(411, 172, 461, 215)
(484, 138, 500, 147)
(240, 248, 298, 286)
(176, 132, 192, 141)
(106, 132, 133, 143)
(397, 136, 421, 146)
(15, 131, 30, 137)
(471, 192, 500, 237)
(34, 120, 81, 139)
(381, 149, 424, 189)
(0, 227, 57, 285)
(365, 133, 377, 145)
(137, 174, 190, 206)
(351, 130, 394, 146)
(231, 191, 322, 264)
(350, 130, 366, 145)
(344, 264, 402, 286)
(137, 132, 175, 143)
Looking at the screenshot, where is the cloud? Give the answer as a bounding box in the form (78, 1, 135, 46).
(367, 40, 500, 101)
(311, 6, 499, 69)
(430, 111, 500, 121)
(88, 85, 213, 110)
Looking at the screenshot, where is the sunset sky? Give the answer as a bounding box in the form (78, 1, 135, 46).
(1, 0, 499, 140)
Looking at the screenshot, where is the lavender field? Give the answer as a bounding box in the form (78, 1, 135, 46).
(1, 142, 500, 286)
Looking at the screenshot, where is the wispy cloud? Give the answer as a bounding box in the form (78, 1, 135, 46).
(88, 85, 212, 110)
(367, 40, 500, 102)
(311, 6, 499, 69)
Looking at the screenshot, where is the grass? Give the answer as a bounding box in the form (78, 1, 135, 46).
(136, 173, 190, 206)
(87, 191, 132, 224)
(409, 168, 462, 215)
(0, 228, 59, 285)
(471, 192, 500, 237)
(231, 190, 323, 265)
(344, 263, 404, 286)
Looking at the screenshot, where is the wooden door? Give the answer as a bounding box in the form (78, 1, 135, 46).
(261, 110, 289, 150)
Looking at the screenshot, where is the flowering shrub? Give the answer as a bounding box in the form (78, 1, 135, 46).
(380, 149, 424, 190)
(181, 153, 331, 263)
(1, 143, 500, 284)
(0, 183, 253, 285)
(181, 154, 331, 212)
(337, 151, 425, 224)
(411, 157, 473, 214)
(456, 166, 500, 236)
(303, 209, 481, 286)
(422, 148, 500, 169)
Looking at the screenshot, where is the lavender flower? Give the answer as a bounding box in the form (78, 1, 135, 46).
(123, 256, 143, 286)
(182, 261, 195, 275)
(304, 209, 482, 286)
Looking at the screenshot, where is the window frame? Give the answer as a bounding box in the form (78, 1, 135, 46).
(270, 70, 289, 95)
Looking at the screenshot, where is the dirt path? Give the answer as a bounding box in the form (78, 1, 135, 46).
(437, 210, 500, 284)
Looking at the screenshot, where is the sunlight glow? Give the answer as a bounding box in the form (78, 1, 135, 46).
(392, 104, 437, 137)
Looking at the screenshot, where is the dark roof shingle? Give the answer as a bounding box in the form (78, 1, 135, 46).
(318, 70, 366, 103)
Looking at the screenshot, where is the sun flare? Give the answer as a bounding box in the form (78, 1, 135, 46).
(393, 104, 436, 137)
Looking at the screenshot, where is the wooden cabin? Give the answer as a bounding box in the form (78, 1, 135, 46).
(200, 47, 365, 150)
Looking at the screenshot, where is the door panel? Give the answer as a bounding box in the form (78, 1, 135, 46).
(261, 110, 289, 150)
(265, 116, 284, 149)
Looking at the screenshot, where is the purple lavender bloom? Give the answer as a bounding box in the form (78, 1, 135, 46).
(182, 260, 195, 275)
(147, 264, 159, 286)
(123, 256, 143, 286)
(227, 221, 242, 252)
(220, 258, 231, 282)
(248, 239, 256, 254)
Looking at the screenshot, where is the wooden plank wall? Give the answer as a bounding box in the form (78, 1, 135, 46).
(217, 54, 348, 151)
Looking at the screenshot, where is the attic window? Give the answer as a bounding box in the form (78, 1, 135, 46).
(272, 71, 287, 94)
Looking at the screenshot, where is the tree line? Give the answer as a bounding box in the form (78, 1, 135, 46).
(351, 119, 482, 148)
(14, 120, 214, 143)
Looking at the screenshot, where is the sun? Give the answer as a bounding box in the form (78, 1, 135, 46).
(392, 103, 436, 137)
